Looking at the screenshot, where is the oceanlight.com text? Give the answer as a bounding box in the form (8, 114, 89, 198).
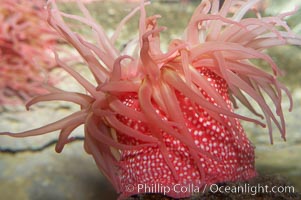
(210, 183, 295, 195)
(124, 183, 295, 196)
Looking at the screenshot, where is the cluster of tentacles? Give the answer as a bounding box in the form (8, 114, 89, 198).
(0, 0, 60, 105)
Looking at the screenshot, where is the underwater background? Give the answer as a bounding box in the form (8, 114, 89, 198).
(0, 0, 301, 199)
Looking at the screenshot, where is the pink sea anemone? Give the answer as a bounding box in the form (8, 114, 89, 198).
(0, 0, 59, 105)
(1, 0, 301, 199)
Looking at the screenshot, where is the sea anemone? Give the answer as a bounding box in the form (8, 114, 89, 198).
(1, 0, 301, 199)
(0, 0, 59, 105)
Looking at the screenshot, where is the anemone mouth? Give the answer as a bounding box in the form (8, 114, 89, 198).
(1, 0, 301, 196)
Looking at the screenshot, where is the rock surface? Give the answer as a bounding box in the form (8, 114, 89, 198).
(0, 142, 118, 200)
